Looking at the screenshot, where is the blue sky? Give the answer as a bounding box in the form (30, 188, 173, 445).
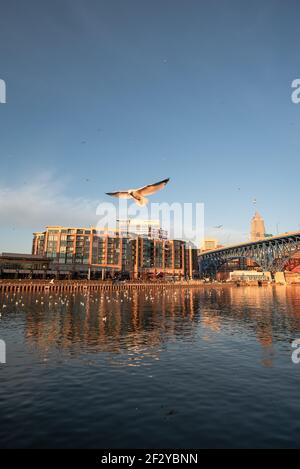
(0, 0, 300, 251)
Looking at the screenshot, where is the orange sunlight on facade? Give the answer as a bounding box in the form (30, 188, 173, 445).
(32, 226, 198, 280)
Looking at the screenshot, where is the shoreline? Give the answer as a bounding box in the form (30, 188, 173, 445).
(0, 279, 210, 293)
(0, 279, 299, 294)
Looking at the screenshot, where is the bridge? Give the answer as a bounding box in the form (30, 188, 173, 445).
(199, 231, 300, 277)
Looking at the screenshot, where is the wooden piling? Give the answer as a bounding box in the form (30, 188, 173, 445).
(0, 279, 205, 294)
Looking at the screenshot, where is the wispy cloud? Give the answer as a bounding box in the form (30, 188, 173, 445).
(0, 173, 100, 230)
(0, 173, 249, 252)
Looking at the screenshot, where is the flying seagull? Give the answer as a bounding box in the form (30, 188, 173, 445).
(106, 178, 170, 206)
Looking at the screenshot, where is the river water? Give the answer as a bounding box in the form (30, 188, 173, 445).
(0, 285, 300, 448)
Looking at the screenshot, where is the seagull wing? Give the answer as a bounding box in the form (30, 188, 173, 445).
(106, 191, 131, 199)
(136, 178, 170, 196)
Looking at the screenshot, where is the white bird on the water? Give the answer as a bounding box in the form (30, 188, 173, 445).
(106, 178, 170, 206)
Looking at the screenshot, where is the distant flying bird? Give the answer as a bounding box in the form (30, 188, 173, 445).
(106, 178, 170, 206)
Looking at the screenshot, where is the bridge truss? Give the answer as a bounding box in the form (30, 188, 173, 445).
(199, 232, 300, 277)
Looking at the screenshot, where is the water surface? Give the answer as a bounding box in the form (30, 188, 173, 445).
(0, 285, 300, 448)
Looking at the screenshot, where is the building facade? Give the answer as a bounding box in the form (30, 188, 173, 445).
(126, 237, 198, 279)
(285, 251, 300, 273)
(32, 226, 126, 279)
(32, 226, 197, 279)
(0, 253, 51, 279)
(201, 239, 217, 252)
(250, 212, 266, 242)
(200, 238, 224, 252)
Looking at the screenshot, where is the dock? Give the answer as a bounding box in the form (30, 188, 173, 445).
(0, 279, 205, 294)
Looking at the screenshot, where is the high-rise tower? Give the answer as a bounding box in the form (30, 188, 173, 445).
(250, 212, 266, 242)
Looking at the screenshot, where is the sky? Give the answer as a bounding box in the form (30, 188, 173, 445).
(0, 0, 300, 252)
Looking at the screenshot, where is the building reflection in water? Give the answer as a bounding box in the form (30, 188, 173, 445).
(19, 285, 300, 367)
(23, 288, 200, 366)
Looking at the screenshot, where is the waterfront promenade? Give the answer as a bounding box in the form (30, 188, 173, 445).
(0, 279, 207, 294)
(0, 278, 297, 294)
(1, 274, 300, 294)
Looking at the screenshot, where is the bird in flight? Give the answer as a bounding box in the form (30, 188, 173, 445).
(106, 178, 170, 206)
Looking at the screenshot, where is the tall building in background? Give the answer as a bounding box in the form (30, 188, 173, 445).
(250, 212, 266, 242)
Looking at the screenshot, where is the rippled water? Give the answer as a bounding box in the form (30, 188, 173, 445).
(1, 285, 300, 448)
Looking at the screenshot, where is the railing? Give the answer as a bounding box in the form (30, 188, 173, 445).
(0, 279, 205, 293)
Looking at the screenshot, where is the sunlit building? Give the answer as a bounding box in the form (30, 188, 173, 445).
(201, 238, 218, 252)
(32, 226, 126, 279)
(126, 237, 197, 279)
(32, 225, 198, 279)
(251, 212, 266, 241)
(285, 251, 300, 273)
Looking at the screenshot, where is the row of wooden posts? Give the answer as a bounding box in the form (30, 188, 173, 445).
(0, 280, 205, 294)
